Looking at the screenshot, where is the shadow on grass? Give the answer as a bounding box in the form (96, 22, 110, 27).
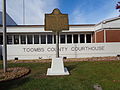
(0, 77, 30, 90)
(66, 63, 77, 73)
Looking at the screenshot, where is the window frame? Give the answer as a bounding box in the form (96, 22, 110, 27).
(73, 34, 78, 43)
(34, 35, 39, 44)
(41, 34, 46, 44)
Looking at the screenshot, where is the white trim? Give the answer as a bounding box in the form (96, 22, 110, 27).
(85, 34, 86, 43)
(104, 30, 106, 43)
(26, 34, 27, 44)
(39, 34, 41, 44)
(71, 34, 73, 44)
(65, 34, 67, 44)
(46, 34, 48, 44)
(78, 34, 80, 43)
(19, 35, 21, 44)
(45, 34, 47, 44)
(95, 28, 120, 32)
(95, 16, 120, 26)
(91, 34, 93, 43)
(32, 35, 34, 44)
(95, 31, 96, 43)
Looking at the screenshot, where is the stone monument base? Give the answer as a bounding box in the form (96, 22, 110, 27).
(47, 57, 69, 75)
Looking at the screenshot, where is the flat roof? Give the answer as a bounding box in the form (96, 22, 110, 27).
(0, 24, 95, 27)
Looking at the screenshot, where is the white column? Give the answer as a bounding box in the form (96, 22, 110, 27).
(19, 35, 21, 44)
(46, 34, 47, 44)
(85, 34, 86, 43)
(78, 33, 80, 43)
(39, 34, 41, 44)
(26, 34, 27, 44)
(52, 34, 54, 44)
(72, 34, 73, 44)
(95, 31, 96, 43)
(12, 35, 14, 44)
(33, 35, 34, 44)
(104, 30, 106, 43)
(91, 34, 93, 43)
(65, 34, 67, 44)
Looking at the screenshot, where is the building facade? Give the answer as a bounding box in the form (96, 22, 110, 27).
(0, 17, 120, 60)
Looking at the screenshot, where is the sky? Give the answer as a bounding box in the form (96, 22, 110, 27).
(0, 0, 120, 25)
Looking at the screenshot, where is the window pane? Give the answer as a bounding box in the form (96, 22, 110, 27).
(86, 34, 91, 43)
(60, 35, 65, 44)
(34, 35, 39, 44)
(7, 35, 12, 44)
(14, 35, 19, 44)
(80, 34, 85, 43)
(67, 35, 72, 43)
(54, 35, 56, 44)
(47, 35, 52, 44)
(41, 35, 46, 44)
(73, 34, 78, 43)
(27, 35, 33, 44)
(21, 35, 26, 44)
(0, 35, 3, 45)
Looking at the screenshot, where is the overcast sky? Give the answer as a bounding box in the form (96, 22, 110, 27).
(0, 0, 120, 25)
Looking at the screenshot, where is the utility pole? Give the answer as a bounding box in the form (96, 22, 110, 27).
(23, 0, 25, 24)
(2, 0, 7, 73)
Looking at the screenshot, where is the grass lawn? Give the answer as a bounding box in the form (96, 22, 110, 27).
(0, 60, 120, 90)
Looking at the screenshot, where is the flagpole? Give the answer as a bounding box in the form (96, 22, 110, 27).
(23, 0, 25, 24)
(2, 0, 7, 72)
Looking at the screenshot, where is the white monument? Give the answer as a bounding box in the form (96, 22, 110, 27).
(45, 8, 69, 75)
(47, 58, 69, 75)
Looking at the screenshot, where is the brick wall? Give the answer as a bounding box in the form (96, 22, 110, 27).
(106, 30, 120, 42)
(93, 30, 120, 43)
(95, 30, 104, 43)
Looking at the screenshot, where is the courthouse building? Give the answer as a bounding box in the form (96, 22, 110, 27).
(0, 16, 120, 60)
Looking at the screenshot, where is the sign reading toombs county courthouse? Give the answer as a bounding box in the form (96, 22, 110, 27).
(4, 43, 120, 60)
(23, 46, 104, 52)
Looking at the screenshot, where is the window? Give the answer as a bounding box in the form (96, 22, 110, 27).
(73, 34, 78, 43)
(47, 35, 52, 44)
(7, 35, 12, 44)
(67, 34, 72, 43)
(34, 35, 39, 44)
(60, 35, 65, 44)
(86, 34, 91, 43)
(21, 35, 26, 44)
(0, 35, 3, 45)
(80, 34, 85, 43)
(14, 35, 19, 44)
(54, 35, 56, 44)
(27, 35, 33, 44)
(41, 35, 46, 44)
